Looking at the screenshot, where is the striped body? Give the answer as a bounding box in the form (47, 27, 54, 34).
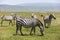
(16, 17, 44, 36)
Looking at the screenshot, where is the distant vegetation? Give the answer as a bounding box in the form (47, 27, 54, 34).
(0, 3, 60, 12)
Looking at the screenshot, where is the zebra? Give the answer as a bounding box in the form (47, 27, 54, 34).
(0, 14, 16, 26)
(15, 16, 44, 36)
(41, 13, 56, 28)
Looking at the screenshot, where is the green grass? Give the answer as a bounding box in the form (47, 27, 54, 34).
(0, 12, 60, 40)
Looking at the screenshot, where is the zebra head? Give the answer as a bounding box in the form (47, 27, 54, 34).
(49, 13, 56, 20)
(1, 15, 5, 19)
(11, 13, 17, 20)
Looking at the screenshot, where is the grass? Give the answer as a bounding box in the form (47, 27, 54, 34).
(0, 12, 60, 40)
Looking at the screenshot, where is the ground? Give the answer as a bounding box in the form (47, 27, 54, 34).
(0, 12, 60, 40)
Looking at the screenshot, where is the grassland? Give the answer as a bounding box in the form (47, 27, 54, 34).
(0, 12, 60, 40)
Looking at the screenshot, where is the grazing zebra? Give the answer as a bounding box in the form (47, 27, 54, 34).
(15, 17, 44, 36)
(41, 13, 56, 28)
(0, 14, 16, 26)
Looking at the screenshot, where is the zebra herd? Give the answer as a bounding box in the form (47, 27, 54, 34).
(0, 13, 56, 36)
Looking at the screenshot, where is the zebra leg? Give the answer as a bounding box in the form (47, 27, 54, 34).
(9, 20, 11, 25)
(44, 23, 49, 28)
(16, 23, 19, 35)
(19, 25, 23, 35)
(11, 21, 13, 26)
(30, 27, 34, 35)
(9, 20, 13, 26)
(44, 23, 46, 28)
(33, 27, 36, 35)
(47, 23, 51, 28)
(39, 26, 44, 36)
(1, 20, 3, 26)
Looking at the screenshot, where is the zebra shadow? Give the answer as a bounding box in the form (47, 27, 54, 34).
(13, 34, 29, 36)
(13, 34, 44, 36)
(0, 25, 8, 27)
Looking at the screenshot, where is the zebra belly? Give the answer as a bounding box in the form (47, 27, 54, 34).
(22, 22, 33, 28)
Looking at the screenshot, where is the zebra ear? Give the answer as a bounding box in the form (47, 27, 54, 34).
(0, 15, 5, 19)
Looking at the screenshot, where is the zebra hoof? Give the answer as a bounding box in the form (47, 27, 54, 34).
(21, 34, 24, 36)
(40, 34, 44, 36)
(45, 27, 49, 28)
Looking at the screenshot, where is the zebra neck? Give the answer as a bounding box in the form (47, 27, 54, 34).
(49, 18, 52, 23)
